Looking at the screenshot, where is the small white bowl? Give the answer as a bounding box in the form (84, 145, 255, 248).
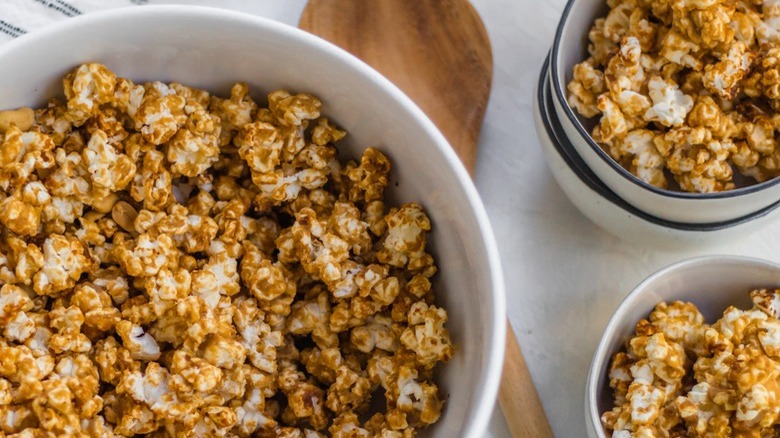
(550, 0, 780, 224)
(535, 55, 780, 248)
(0, 6, 505, 437)
(585, 255, 780, 438)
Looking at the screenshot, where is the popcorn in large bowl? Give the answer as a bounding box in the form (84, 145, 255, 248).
(0, 6, 505, 438)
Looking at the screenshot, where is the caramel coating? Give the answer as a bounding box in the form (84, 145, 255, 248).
(0, 63, 451, 436)
(602, 289, 780, 437)
(568, 0, 780, 192)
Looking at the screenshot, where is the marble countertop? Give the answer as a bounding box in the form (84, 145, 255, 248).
(7, 0, 780, 436)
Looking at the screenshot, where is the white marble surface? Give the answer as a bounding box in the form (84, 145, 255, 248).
(5, 0, 780, 436)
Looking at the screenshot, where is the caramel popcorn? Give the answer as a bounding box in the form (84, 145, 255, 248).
(0, 63, 451, 436)
(568, 0, 780, 192)
(602, 289, 780, 436)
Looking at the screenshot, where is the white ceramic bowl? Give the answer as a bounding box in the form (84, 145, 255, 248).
(551, 0, 780, 225)
(0, 6, 506, 437)
(585, 256, 780, 437)
(535, 55, 780, 248)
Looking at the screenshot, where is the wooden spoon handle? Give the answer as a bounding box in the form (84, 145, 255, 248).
(501, 323, 555, 437)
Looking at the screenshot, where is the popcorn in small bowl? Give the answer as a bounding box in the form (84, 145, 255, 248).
(586, 256, 780, 438)
(602, 291, 780, 436)
(550, 0, 780, 224)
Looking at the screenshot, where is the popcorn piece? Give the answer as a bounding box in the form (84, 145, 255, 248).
(344, 147, 391, 204)
(232, 386, 277, 434)
(116, 320, 161, 361)
(387, 366, 443, 427)
(209, 82, 258, 144)
(83, 129, 136, 191)
(687, 95, 735, 139)
(62, 63, 117, 126)
(703, 41, 755, 99)
(34, 99, 72, 146)
(329, 411, 371, 437)
(235, 121, 283, 174)
(133, 82, 187, 145)
(288, 208, 350, 283)
(758, 0, 780, 45)
(378, 203, 432, 270)
(593, 95, 629, 145)
(130, 149, 174, 211)
(351, 314, 400, 354)
(0, 285, 35, 342)
(117, 362, 194, 424)
(751, 288, 780, 318)
(0, 126, 56, 192)
(33, 234, 92, 296)
(660, 29, 703, 71)
(234, 297, 283, 374)
(568, 60, 607, 118)
(663, 127, 737, 192)
(113, 232, 178, 278)
(326, 364, 373, 414)
(278, 367, 330, 431)
(603, 2, 632, 43)
(675, 382, 732, 436)
(612, 130, 667, 188)
(192, 252, 241, 308)
(48, 304, 92, 354)
(241, 241, 296, 315)
(70, 282, 121, 332)
(649, 301, 706, 354)
(644, 76, 694, 128)
(166, 107, 221, 177)
(400, 302, 452, 370)
(287, 291, 339, 349)
(94, 336, 140, 386)
(628, 382, 666, 426)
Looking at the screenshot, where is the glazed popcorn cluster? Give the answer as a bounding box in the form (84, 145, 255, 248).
(567, 0, 780, 193)
(0, 63, 453, 437)
(603, 289, 780, 437)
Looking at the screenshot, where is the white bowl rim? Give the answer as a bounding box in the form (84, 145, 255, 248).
(0, 6, 508, 437)
(550, 0, 780, 200)
(538, 53, 780, 231)
(585, 255, 780, 437)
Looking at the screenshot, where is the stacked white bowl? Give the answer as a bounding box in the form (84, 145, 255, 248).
(535, 0, 780, 248)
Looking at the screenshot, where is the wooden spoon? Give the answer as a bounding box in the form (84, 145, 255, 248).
(300, 2, 554, 437)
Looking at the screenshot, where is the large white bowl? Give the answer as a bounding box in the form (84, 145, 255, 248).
(551, 0, 780, 224)
(535, 55, 780, 248)
(585, 256, 780, 437)
(0, 6, 506, 437)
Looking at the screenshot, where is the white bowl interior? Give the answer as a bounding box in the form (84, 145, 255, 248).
(586, 256, 780, 437)
(0, 7, 505, 437)
(551, 0, 780, 224)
